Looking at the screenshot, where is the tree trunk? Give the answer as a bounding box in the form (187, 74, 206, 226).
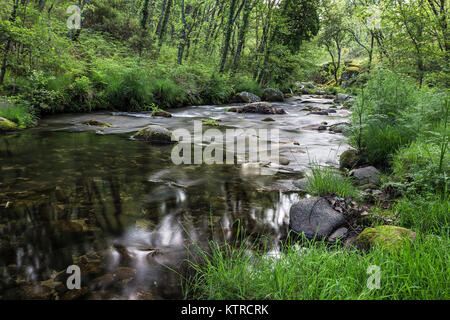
(0, 0, 19, 85)
(219, 0, 238, 73)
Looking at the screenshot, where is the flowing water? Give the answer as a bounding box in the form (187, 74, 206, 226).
(0, 95, 350, 299)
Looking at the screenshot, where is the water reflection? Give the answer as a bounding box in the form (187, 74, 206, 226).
(0, 131, 301, 299)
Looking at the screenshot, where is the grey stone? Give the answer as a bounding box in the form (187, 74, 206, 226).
(350, 166, 381, 185)
(237, 91, 261, 103)
(289, 197, 346, 240)
(262, 88, 284, 102)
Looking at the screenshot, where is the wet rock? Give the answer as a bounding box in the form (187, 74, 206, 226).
(307, 111, 329, 116)
(303, 124, 327, 131)
(339, 149, 360, 170)
(60, 288, 90, 300)
(262, 88, 284, 102)
(236, 91, 261, 103)
(236, 102, 285, 115)
(112, 267, 136, 281)
(278, 157, 290, 165)
(329, 122, 351, 134)
(132, 125, 176, 144)
(334, 93, 351, 104)
(227, 107, 238, 112)
(293, 178, 310, 192)
(82, 120, 112, 127)
(327, 227, 348, 242)
(152, 110, 172, 118)
(327, 109, 337, 114)
(355, 226, 416, 251)
(0, 117, 17, 132)
(262, 117, 275, 122)
(350, 166, 381, 185)
(289, 197, 346, 240)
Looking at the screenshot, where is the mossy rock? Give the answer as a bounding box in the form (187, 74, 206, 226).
(0, 117, 17, 132)
(82, 120, 112, 127)
(339, 149, 360, 169)
(132, 125, 176, 144)
(202, 119, 219, 126)
(262, 117, 275, 122)
(355, 225, 416, 251)
(152, 110, 172, 118)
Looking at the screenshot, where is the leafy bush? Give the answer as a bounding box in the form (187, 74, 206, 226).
(0, 98, 36, 128)
(150, 78, 186, 109)
(231, 76, 263, 97)
(392, 140, 449, 194)
(101, 65, 153, 111)
(200, 73, 234, 104)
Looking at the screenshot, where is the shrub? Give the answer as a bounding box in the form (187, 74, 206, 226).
(231, 76, 263, 97)
(150, 78, 186, 109)
(200, 73, 234, 104)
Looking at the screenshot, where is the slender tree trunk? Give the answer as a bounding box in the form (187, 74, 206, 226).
(232, 0, 252, 72)
(219, 0, 238, 73)
(0, 0, 19, 85)
(177, 0, 187, 65)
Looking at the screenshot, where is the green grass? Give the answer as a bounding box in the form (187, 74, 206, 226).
(185, 232, 449, 300)
(0, 103, 36, 129)
(306, 166, 358, 198)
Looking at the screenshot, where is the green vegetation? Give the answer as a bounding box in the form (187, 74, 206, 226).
(186, 233, 449, 300)
(306, 166, 358, 198)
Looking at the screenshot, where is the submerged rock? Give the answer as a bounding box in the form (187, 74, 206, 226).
(262, 88, 284, 102)
(350, 166, 381, 186)
(82, 120, 112, 127)
(152, 110, 172, 118)
(132, 125, 176, 144)
(355, 225, 416, 250)
(262, 117, 275, 122)
(236, 102, 285, 115)
(339, 149, 360, 170)
(289, 197, 346, 240)
(0, 117, 17, 131)
(236, 91, 261, 103)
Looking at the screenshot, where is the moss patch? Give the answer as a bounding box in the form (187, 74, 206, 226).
(355, 225, 416, 251)
(0, 117, 18, 131)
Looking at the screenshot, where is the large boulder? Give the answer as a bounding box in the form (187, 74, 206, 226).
(262, 88, 284, 102)
(236, 91, 261, 103)
(0, 117, 17, 132)
(339, 149, 360, 170)
(289, 197, 346, 240)
(355, 225, 416, 251)
(350, 166, 381, 186)
(132, 125, 176, 144)
(236, 102, 286, 115)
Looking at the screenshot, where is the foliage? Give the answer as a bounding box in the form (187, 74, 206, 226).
(306, 166, 358, 198)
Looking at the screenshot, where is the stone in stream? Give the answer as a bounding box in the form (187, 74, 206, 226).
(355, 225, 416, 251)
(329, 122, 351, 134)
(236, 91, 261, 103)
(132, 125, 176, 144)
(334, 93, 352, 104)
(307, 111, 329, 116)
(82, 119, 112, 127)
(350, 166, 381, 186)
(303, 124, 327, 131)
(236, 102, 286, 115)
(262, 117, 275, 122)
(152, 110, 172, 118)
(262, 88, 285, 102)
(289, 197, 346, 240)
(0, 117, 17, 131)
